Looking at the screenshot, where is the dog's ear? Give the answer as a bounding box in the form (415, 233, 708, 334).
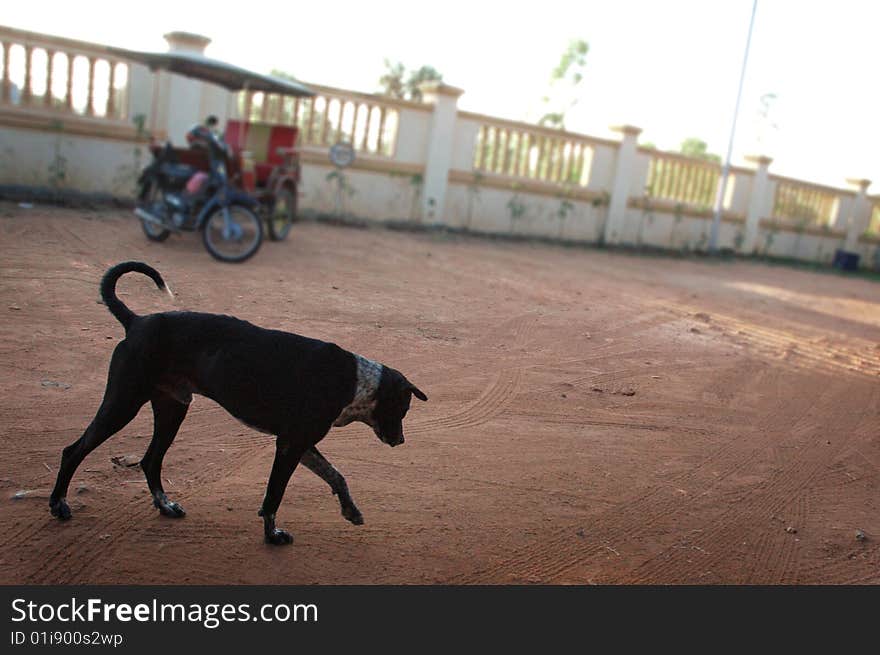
(408, 383, 428, 402)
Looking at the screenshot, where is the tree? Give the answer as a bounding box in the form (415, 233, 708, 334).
(378, 61, 442, 102)
(270, 69, 300, 82)
(378, 60, 406, 99)
(406, 65, 443, 102)
(538, 39, 589, 129)
(679, 138, 721, 163)
(754, 92, 779, 150)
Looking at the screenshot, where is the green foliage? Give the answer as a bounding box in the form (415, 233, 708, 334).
(378, 61, 443, 102)
(326, 169, 356, 196)
(47, 133, 67, 194)
(539, 38, 589, 130)
(538, 112, 566, 129)
(271, 69, 300, 82)
(556, 198, 575, 220)
(551, 39, 589, 83)
(507, 194, 527, 232)
(673, 202, 684, 222)
(464, 173, 483, 229)
(507, 195, 526, 220)
(407, 173, 423, 220)
(679, 138, 721, 163)
(378, 60, 406, 99)
(755, 92, 779, 149)
(555, 197, 576, 238)
(763, 228, 777, 254)
(132, 113, 149, 138)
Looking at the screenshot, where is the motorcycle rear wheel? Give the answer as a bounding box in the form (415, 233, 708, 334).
(267, 184, 297, 241)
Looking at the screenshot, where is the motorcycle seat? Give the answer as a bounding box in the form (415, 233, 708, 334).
(160, 163, 196, 182)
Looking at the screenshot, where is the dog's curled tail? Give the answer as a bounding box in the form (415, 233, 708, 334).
(101, 261, 172, 331)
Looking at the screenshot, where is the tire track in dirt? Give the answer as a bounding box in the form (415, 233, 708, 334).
(667, 303, 880, 380)
(406, 369, 522, 437)
(619, 382, 872, 584)
(795, 543, 880, 584)
(620, 402, 830, 583)
(449, 363, 808, 584)
(557, 378, 828, 583)
(506, 410, 711, 436)
(404, 313, 538, 437)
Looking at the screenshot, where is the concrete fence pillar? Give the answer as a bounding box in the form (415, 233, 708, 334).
(603, 125, 641, 244)
(160, 31, 211, 143)
(418, 82, 464, 224)
(742, 155, 773, 253)
(843, 178, 872, 251)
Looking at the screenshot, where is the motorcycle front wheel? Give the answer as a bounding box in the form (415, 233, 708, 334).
(138, 179, 171, 242)
(201, 204, 263, 263)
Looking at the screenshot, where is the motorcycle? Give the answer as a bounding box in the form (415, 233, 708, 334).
(135, 123, 263, 263)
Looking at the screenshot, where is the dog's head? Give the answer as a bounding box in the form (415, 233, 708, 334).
(369, 366, 428, 447)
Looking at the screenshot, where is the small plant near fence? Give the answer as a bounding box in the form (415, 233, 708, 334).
(326, 169, 357, 217)
(695, 232, 708, 251)
(668, 202, 685, 248)
(507, 191, 527, 234)
(636, 186, 655, 247)
(409, 173, 423, 221)
(47, 120, 68, 200)
(554, 195, 576, 238)
(591, 190, 611, 244)
(465, 172, 483, 230)
(762, 227, 778, 255)
(387, 170, 424, 221)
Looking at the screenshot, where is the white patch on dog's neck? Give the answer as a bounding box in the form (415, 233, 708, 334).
(333, 354, 382, 427)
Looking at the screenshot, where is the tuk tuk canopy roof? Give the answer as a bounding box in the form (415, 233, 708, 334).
(108, 47, 315, 97)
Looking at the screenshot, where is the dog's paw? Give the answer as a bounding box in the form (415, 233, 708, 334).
(49, 499, 72, 521)
(265, 528, 293, 545)
(342, 505, 364, 526)
(154, 497, 186, 518)
(159, 502, 186, 518)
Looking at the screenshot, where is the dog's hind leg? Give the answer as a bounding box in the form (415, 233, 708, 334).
(300, 447, 364, 525)
(50, 343, 148, 520)
(141, 393, 189, 518)
(257, 436, 309, 545)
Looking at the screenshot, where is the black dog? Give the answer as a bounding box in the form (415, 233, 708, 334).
(49, 262, 427, 544)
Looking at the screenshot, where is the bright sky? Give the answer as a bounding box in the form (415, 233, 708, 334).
(5, 0, 877, 190)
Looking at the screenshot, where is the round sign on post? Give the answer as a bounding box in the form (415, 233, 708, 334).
(329, 142, 355, 168)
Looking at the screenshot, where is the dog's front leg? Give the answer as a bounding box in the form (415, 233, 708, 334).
(300, 447, 363, 525)
(258, 437, 308, 545)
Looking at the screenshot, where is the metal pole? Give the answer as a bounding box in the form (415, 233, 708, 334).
(709, 0, 758, 253)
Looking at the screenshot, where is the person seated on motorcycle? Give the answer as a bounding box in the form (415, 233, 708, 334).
(186, 115, 225, 152)
(184, 116, 227, 198)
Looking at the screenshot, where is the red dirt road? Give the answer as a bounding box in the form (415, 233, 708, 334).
(1, 205, 878, 584)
